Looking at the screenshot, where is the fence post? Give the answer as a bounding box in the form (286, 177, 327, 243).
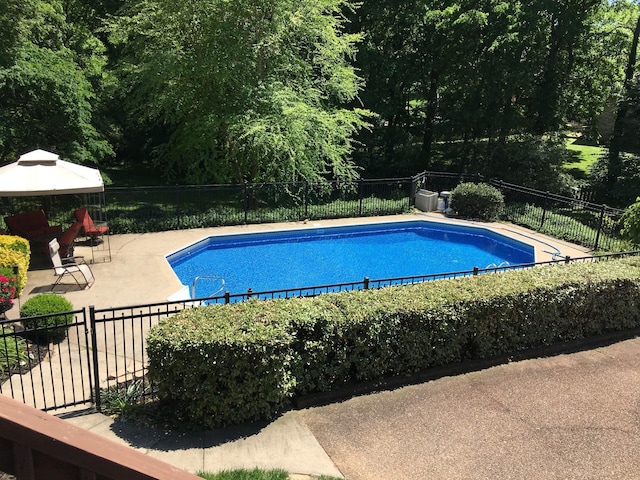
(358, 179, 364, 216)
(364, 277, 369, 290)
(594, 204, 606, 251)
(565, 255, 571, 265)
(540, 192, 550, 230)
(409, 175, 417, 208)
(304, 181, 309, 218)
(175, 184, 181, 229)
(243, 181, 248, 224)
(89, 305, 101, 411)
(224, 291, 230, 304)
(473, 266, 479, 275)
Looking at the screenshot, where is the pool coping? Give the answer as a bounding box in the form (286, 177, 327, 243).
(11, 213, 593, 314)
(164, 212, 591, 301)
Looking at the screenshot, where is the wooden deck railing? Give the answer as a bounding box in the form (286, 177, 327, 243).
(0, 395, 201, 480)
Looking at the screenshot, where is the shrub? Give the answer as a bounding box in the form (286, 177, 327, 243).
(589, 149, 640, 208)
(621, 197, 640, 248)
(484, 134, 576, 195)
(100, 379, 148, 418)
(1, 326, 28, 376)
(450, 183, 504, 221)
(20, 294, 74, 344)
(0, 235, 30, 294)
(147, 257, 640, 427)
(147, 300, 294, 428)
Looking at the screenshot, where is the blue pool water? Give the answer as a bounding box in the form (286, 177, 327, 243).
(167, 220, 535, 297)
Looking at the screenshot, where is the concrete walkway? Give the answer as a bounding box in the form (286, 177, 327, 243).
(57, 335, 640, 479)
(3, 214, 603, 478)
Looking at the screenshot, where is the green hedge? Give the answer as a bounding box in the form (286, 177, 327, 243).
(147, 257, 640, 428)
(147, 301, 295, 426)
(450, 182, 505, 220)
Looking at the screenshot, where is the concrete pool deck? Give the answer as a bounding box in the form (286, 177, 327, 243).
(8, 212, 592, 311)
(2, 213, 600, 478)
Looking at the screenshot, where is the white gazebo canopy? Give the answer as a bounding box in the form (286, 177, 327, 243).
(0, 149, 104, 197)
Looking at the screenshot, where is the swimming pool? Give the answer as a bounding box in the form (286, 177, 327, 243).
(166, 220, 535, 298)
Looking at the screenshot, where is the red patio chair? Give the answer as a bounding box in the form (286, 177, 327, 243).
(58, 221, 82, 257)
(74, 207, 109, 245)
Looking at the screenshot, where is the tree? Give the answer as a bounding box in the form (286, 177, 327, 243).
(347, 0, 424, 175)
(111, 0, 370, 185)
(607, 11, 640, 188)
(0, 0, 113, 164)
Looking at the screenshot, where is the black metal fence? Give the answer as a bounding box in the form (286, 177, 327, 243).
(0, 172, 625, 252)
(3, 251, 640, 412)
(0, 309, 92, 411)
(414, 172, 626, 252)
(103, 177, 416, 234)
(0, 172, 633, 412)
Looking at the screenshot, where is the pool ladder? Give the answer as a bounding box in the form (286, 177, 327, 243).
(484, 261, 511, 269)
(191, 276, 226, 300)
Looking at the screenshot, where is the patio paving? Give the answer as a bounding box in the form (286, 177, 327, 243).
(6, 212, 592, 315)
(6, 213, 632, 479)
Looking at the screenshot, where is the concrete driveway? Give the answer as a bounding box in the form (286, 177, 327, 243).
(300, 336, 640, 480)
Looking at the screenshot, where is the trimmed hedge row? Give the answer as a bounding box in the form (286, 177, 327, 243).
(147, 257, 640, 428)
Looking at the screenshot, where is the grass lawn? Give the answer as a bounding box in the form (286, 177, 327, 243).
(198, 469, 343, 480)
(564, 136, 606, 178)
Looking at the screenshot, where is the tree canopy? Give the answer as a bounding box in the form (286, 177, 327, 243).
(1, 0, 638, 193)
(109, 0, 370, 184)
(0, 0, 113, 164)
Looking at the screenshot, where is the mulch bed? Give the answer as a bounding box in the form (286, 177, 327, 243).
(0, 326, 50, 384)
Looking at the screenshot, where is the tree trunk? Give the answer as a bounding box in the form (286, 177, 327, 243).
(607, 14, 640, 189)
(533, 21, 562, 135)
(421, 71, 439, 169)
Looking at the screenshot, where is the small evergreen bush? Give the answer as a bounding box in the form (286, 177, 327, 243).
(450, 182, 504, 221)
(621, 197, 640, 248)
(20, 294, 74, 344)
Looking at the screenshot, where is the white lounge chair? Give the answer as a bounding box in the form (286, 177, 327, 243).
(48, 239, 95, 290)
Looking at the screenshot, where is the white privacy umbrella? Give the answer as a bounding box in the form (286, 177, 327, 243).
(0, 149, 104, 196)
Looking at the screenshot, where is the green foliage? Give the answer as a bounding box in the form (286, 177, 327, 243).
(148, 257, 640, 427)
(621, 197, 640, 247)
(0, 235, 30, 294)
(147, 301, 295, 428)
(483, 135, 577, 194)
(450, 183, 504, 221)
(197, 470, 344, 480)
(20, 294, 74, 344)
(197, 469, 294, 480)
(111, 0, 370, 185)
(100, 379, 148, 417)
(0, 0, 113, 164)
(1, 326, 28, 376)
(590, 152, 640, 208)
(350, 0, 622, 175)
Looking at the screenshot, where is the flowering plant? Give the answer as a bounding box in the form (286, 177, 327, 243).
(0, 270, 18, 308)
